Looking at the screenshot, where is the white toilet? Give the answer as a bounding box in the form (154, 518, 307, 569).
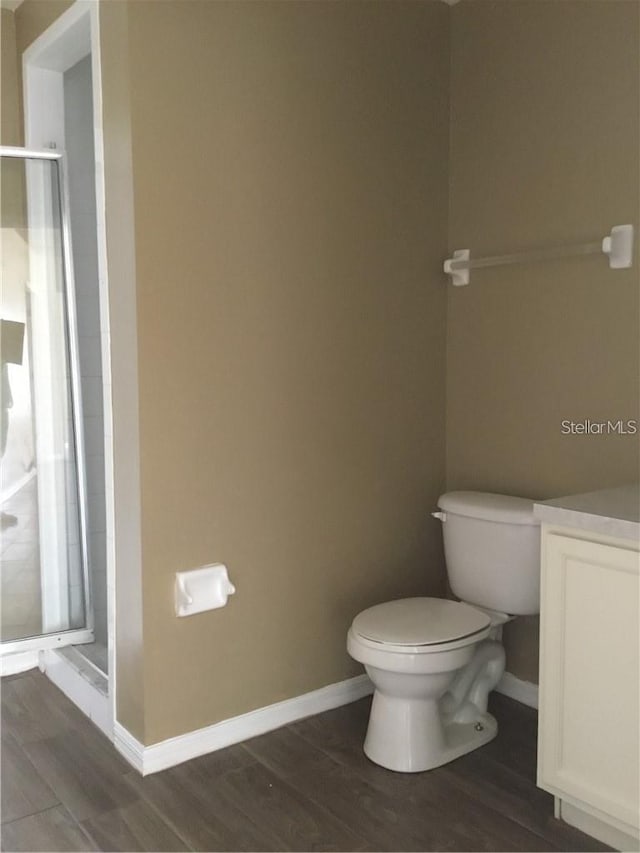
(347, 491, 540, 773)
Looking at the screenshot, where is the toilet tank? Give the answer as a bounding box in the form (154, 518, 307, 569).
(436, 491, 541, 616)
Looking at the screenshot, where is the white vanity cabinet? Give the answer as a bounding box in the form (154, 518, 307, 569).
(535, 487, 640, 852)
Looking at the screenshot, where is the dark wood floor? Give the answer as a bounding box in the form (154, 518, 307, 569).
(1, 670, 610, 852)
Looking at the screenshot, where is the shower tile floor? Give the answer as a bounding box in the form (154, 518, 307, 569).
(1, 475, 42, 642)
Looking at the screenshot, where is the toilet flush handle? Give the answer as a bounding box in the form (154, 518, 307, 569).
(431, 511, 447, 522)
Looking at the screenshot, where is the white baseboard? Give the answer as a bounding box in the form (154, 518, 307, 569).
(0, 649, 40, 677)
(112, 669, 537, 777)
(496, 670, 539, 709)
(558, 798, 639, 852)
(40, 649, 113, 738)
(113, 721, 146, 774)
(114, 673, 373, 776)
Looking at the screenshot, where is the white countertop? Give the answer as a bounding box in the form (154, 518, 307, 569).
(534, 483, 640, 541)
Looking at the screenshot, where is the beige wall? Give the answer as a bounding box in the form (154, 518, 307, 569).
(14, 0, 72, 60)
(126, 0, 449, 743)
(9, 0, 450, 744)
(1, 8, 22, 227)
(10, 0, 636, 738)
(1, 8, 20, 146)
(447, 0, 640, 682)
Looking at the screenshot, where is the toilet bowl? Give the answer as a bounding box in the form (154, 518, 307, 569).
(347, 597, 503, 772)
(347, 491, 540, 773)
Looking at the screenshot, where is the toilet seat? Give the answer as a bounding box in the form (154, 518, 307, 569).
(351, 597, 491, 654)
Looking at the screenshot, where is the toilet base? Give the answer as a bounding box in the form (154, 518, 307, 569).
(363, 691, 498, 773)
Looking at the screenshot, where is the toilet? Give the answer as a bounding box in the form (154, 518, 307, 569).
(347, 491, 540, 773)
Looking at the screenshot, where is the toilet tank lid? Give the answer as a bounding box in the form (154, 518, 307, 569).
(437, 491, 539, 525)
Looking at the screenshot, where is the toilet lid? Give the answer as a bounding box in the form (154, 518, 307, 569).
(352, 597, 491, 646)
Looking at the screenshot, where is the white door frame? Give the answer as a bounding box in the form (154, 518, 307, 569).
(21, 0, 117, 733)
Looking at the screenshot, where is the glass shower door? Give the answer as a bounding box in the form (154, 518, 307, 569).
(1, 148, 92, 653)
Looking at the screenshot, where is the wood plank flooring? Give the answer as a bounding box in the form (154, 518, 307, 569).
(1, 670, 611, 852)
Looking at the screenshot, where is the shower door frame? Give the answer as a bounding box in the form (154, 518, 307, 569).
(4, 0, 145, 745)
(1, 145, 94, 656)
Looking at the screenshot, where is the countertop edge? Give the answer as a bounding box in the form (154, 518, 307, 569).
(534, 503, 640, 542)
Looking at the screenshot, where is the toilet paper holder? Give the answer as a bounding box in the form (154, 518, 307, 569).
(175, 563, 236, 617)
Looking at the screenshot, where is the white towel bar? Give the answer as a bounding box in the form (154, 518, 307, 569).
(444, 224, 634, 287)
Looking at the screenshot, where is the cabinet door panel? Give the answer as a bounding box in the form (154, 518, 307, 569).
(539, 533, 639, 829)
